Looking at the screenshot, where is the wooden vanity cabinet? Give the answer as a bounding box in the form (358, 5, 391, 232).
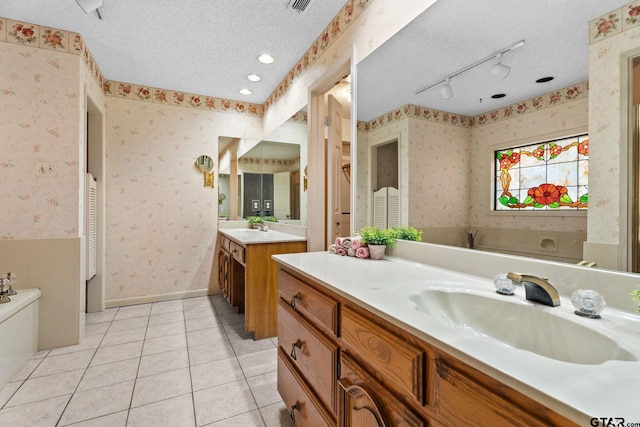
(276, 265, 579, 427)
(217, 233, 306, 339)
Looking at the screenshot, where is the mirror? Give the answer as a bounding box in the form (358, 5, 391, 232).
(354, 1, 623, 265)
(218, 109, 307, 224)
(194, 155, 214, 188)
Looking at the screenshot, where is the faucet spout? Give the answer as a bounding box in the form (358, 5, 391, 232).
(506, 272, 560, 307)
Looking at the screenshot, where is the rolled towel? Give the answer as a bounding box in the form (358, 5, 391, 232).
(347, 248, 356, 257)
(335, 237, 344, 249)
(351, 238, 362, 250)
(342, 237, 352, 249)
(328, 244, 337, 254)
(336, 248, 347, 256)
(356, 247, 370, 259)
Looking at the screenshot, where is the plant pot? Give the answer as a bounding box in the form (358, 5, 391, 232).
(368, 244, 386, 260)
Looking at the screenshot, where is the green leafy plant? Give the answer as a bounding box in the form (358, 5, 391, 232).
(246, 216, 263, 225)
(632, 285, 640, 313)
(359, 226, 396, 247)
(391, 225, 422, 242)
(262, 216, 278, 223)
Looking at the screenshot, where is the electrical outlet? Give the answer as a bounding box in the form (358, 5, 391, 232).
(36, 162, 56, 177)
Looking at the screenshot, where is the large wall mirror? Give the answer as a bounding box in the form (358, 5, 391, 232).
(354, 1, 627, 267)
(218, 109, 308, 225)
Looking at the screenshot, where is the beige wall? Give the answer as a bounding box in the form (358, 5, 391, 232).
(0, 43, 81, 239)
(586, 5, 640, 269)
(105, 97, 262, 305)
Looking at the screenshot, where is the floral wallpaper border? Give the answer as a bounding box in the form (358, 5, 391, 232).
(239, 156, 300, 167)
(263, 0, 372, 111)
(0, 16, 107, 92)
(590, 0, 640, 43)
(102, 80, 263, 117)
(0, 16, 263, 118)
(357, 81, 588, 132)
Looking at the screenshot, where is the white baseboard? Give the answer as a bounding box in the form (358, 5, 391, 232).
(105, 288, 221, 308)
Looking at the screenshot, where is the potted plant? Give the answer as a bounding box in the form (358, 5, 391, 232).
(247, 216, 263, 229)
(391, 225, 422, 242)
(262, 216, 278, 223)
(359, 226, 396, 259)
(632, 285, 640, 313)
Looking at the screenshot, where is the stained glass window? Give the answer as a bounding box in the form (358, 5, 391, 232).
(494, 134, 588, 211)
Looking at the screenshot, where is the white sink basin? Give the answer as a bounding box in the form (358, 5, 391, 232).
(409, 287, 637, 365)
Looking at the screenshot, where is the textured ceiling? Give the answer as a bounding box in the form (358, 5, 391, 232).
(357, 0, 631, 120)
(0, 0, 346, 103)
(1, 1, 633, 122)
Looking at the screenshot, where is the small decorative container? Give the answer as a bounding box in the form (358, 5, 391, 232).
(494, 273, 516, 295)
(368, 244, 386, 260)
(571, 289, 606, 319)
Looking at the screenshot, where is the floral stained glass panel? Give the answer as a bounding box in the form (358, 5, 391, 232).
(494, 134, 588, 210)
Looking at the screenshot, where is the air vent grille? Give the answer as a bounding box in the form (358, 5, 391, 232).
(288, 0, 312, 13)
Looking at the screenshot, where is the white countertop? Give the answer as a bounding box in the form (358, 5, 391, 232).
(220, 228, 306, 245)
(272, 251, 640, 424)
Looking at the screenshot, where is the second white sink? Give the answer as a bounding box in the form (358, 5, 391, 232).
(409, 286, 637, 365)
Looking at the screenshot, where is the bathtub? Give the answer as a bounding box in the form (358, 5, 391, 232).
(0, 288, 41, 389)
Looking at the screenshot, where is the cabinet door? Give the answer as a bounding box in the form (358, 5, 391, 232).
(217, 249, 225, 291)
(341, 306, 425, 405)
(435, 360, 551, 427)
(339, 352, 426, 427)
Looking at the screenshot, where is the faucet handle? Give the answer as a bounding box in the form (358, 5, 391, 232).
(571, 289, 606, 319)
(493, 273, 517, 295)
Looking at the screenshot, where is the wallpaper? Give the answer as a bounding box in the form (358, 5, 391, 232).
(0, 42, 80, 239)
(408, 117, 471, 229)
(587, 2, 640, 245)
(105, 97, 262, 301)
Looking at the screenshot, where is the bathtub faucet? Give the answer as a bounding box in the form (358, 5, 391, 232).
(0, 277, 11, 303)
(506, 272, 561, 307)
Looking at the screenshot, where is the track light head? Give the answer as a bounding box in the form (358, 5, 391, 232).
(440, 78, 453, 99)
(491, 53, 510, 79)
(76, 0, 103, 14)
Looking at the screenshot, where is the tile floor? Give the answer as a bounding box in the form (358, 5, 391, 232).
(0, 295, 293, 426)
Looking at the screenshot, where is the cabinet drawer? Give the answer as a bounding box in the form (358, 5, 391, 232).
(229, 241, 245, 264)
(435, 360, 550, 427)
(279, 269, 339, 337)
(339, 352, 426, 427)
(279, 300, 338, 413)
(221, 236, 231, 251)
(341, 306, 425, 405)
(278, 349, 334, 427)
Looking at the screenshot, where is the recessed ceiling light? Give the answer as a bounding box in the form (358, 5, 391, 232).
(239, 88, 253, 95)
(491, 93, 506, 99)
(257, 54, 275, 64)
(246, 74, 262, 82)
(536, 76, 554, 83)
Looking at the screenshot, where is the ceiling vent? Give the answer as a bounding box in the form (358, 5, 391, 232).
(287, 0, 312, 13)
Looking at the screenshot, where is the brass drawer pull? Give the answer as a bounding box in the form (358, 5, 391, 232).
(290, 292, 302, 310)
(290, 338, 303, 360)
(289, 400, 301, 424)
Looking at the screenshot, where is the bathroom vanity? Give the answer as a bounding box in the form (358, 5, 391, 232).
(273, 248, 640, 426)
(218, 228, 306, 339)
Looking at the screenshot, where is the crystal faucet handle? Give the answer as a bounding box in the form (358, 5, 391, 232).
(571, 289, 606, 319)
(494, 273, 516, 295)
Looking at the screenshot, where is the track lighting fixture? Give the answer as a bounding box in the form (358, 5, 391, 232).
(76, 0, 103, 19)
(491, 53, 510, 79)
(440, 77, 453, 99)
(415, 40, 525, 98)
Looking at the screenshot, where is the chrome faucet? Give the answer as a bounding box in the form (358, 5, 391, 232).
(506, 272, 561, 307)
(0, 278, 11, 303)
(258, 224, 269, 232)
